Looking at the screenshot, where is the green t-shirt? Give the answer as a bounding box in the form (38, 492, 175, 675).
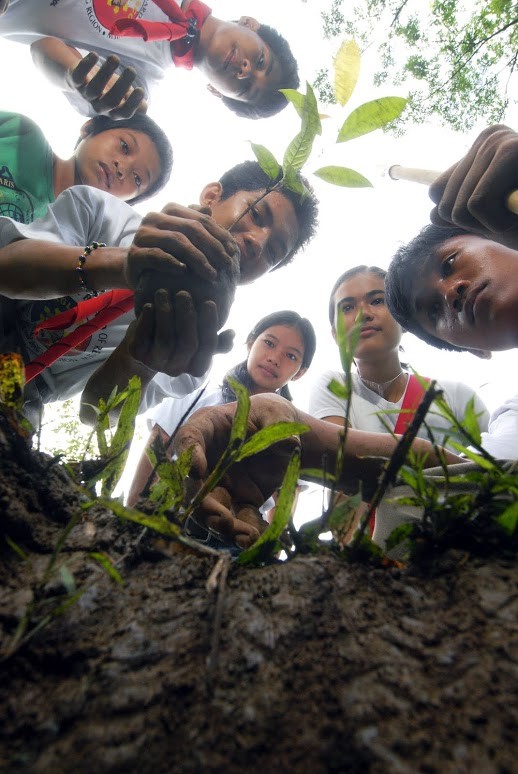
(0, 111, 55, 224)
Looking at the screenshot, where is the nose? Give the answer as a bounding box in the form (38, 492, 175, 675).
(445, 279, 468, 313)
(359, 299, 374, 320)
(236, 58, 251, 79)
(244, 227, 269, 263)
(114, 159, 125, 181)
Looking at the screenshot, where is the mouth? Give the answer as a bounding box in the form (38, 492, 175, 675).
(464, 282, 488, 325)
(359, 326, 381, 337)
(98, 162, 112, 190)
(258, 365, 278, 379)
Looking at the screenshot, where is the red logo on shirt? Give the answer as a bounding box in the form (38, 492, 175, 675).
(90, 0, 149, 32)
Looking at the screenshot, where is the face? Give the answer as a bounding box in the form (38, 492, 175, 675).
(247, 324, 306, 392)
(198, 17, 282, 104)
(412, 235, 518, 351)
(74, 128, 161, 201)
(203, 185, 300, 284)
(332, 272, 403, 360)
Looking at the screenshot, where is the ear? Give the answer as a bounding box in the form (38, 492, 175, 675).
(238, 16, 260, 32)
(206, 83, 223, 99)
(199, 181, 223, 208)
(469, 348, 492, 360)
(331, 326, 337, 343)
(290, 367, 307, 383)
(78, 118, 95, 139)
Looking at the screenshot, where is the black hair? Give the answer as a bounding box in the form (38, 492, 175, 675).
(220, 310, 316, 403)
(221, 24, 299, 119)
(75, 113, 173, 205)
(328, 265, 387, 325)
(218, 161, 318, 268)
(385, 224, 473, 352)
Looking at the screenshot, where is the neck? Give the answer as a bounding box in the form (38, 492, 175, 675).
(195, 13, 219, 64)
(52, 155, 77, 198)
(356, 353, 407, 402)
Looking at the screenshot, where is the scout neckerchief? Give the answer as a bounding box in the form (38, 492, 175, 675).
(110, 0, 212, 69)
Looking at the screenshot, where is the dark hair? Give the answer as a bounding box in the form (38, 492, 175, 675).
(221, 24, 299, 119)
(328, 265, 387, 325)
(218, 161, 318, 268)
(76, 113, 173, 204)
(221, 310, 316, 403)
(385, 224, 473, 352)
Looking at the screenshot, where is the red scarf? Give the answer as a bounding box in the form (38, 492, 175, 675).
(25, 290, 134, 384)
(110, 0, 212, 70)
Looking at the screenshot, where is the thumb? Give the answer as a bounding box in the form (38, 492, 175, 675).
(216, 329, 235, 354)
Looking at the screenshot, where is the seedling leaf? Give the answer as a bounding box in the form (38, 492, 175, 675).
(337, 97, 407, 143)
(313, 165, 372, 188)
(333, 40, 361, 107)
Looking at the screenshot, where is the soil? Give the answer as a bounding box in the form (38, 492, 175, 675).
(0, 412, 517, 773)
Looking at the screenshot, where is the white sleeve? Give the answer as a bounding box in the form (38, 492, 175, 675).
(438, 379, 490, 433)
(481, 395, 518, 460)
(308, 370, 346, 419)
(139, 372, 209, 416)
(0, 185, 140, 248)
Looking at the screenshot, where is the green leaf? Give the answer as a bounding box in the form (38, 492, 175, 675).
(327, 492, 362, 532)
(282, 166, 309, 197)
(313, 165, 373, 188)
(89, 552, 124, 584)
(333, 39, 361, 106)
(460, 396, 483, 445)
(227, 376, 250, 447)
(328, 377, 348, 400)
(279, 88, 305, 118)
(5, 535, 28, 561)
(337, 97, 407, 143)
(385, 522, 415, 551)
(300, 467, 337, 484)
(100, 375, 142, 497)
(335, 304, 362, 374)
(238, 448, 301, 565)
(496, 501, 518, 534)
(250, 143, 281, 182)
(449, 443, 497, 471)
(283, 83, 321, 174)
(237, 422, 309, 461)
(100, 497, 182, 539)
(59, 565, 76, 594)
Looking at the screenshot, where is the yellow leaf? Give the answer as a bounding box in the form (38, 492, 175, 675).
(0, 352, 25, 410)
(334, 40, 361, 107)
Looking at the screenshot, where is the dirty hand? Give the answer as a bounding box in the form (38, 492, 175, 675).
(125, 289, 235, 377)
(66, 52, 147, 118)
(429, 124, 518, 249)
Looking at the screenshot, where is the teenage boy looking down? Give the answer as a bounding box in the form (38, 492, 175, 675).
(385, 125, 518, 459)
(0, 1, 298, 120)
(0, 161, 318, 427)
(0, 111, 173, 224)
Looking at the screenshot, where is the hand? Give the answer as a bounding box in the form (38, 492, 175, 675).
(126, 289, 235, 377)
(66, 52, 147, 118)
(188, 487, 268, 549)
(125, 203, 240, 290)
(429, 124, 518, 249)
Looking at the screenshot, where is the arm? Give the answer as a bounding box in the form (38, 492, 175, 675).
(429, 124, 518, 250)
(31, 39, 146, 118)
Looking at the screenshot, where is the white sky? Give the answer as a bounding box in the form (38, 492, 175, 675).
(1, 0, 517, 488)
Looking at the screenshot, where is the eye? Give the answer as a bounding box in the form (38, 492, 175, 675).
(371, 296, 385, 306)
(120, 140, 129, 155)
(263, 337, 274, 348)
(441, 254, 456, 277)
(257, 50, 266, 69)
(287, 352, 298, 362)
(134, 172, 142, 189)
(251, 205, 263, 224)
(339, 302, 354, 313)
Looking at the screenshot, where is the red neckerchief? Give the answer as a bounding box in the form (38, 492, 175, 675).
(110, 0, 212, 70)
(25, 290, 134, 384)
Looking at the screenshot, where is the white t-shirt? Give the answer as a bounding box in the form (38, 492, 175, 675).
(481, 395, 518, 460)
(0, 0, 174, 114)
(0, 185, 205, 409)
(308, 370, 489, 449)
(151, 384, 224, 434)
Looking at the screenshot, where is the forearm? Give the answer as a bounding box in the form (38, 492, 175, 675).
(0, 239, 128, 299)
(30, 37, 83, 90)
(80, 337, 157, 426)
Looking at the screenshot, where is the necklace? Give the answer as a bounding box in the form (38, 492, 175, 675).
(359, 370, 406, 399)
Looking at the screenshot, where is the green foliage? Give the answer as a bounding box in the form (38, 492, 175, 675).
(313, 0, 518, 132)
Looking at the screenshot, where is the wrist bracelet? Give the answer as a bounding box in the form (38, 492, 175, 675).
(76, 241, 106, 295)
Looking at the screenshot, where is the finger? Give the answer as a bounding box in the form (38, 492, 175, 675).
(188, 204, 212, 216)
(98, 67, 138, 109)
(165, 291, 199, 375)
(126, 245, 190, 288)
(187, 300, 219, 377)
(69, 52, 99, 86)
(216, 328, 235, 354)
(158, 206, 240, 266)
(83, 55, 120, 100)
(126, 303, 156, 364)
(110, 86, 146, 120)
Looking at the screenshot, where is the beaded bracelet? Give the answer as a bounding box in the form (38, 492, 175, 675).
(76, 241, 106, 296)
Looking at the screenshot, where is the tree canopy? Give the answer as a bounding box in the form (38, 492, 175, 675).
(313, 0, 518, 133)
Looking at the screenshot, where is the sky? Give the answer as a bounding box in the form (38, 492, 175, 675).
(1, 0, 517, 495)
